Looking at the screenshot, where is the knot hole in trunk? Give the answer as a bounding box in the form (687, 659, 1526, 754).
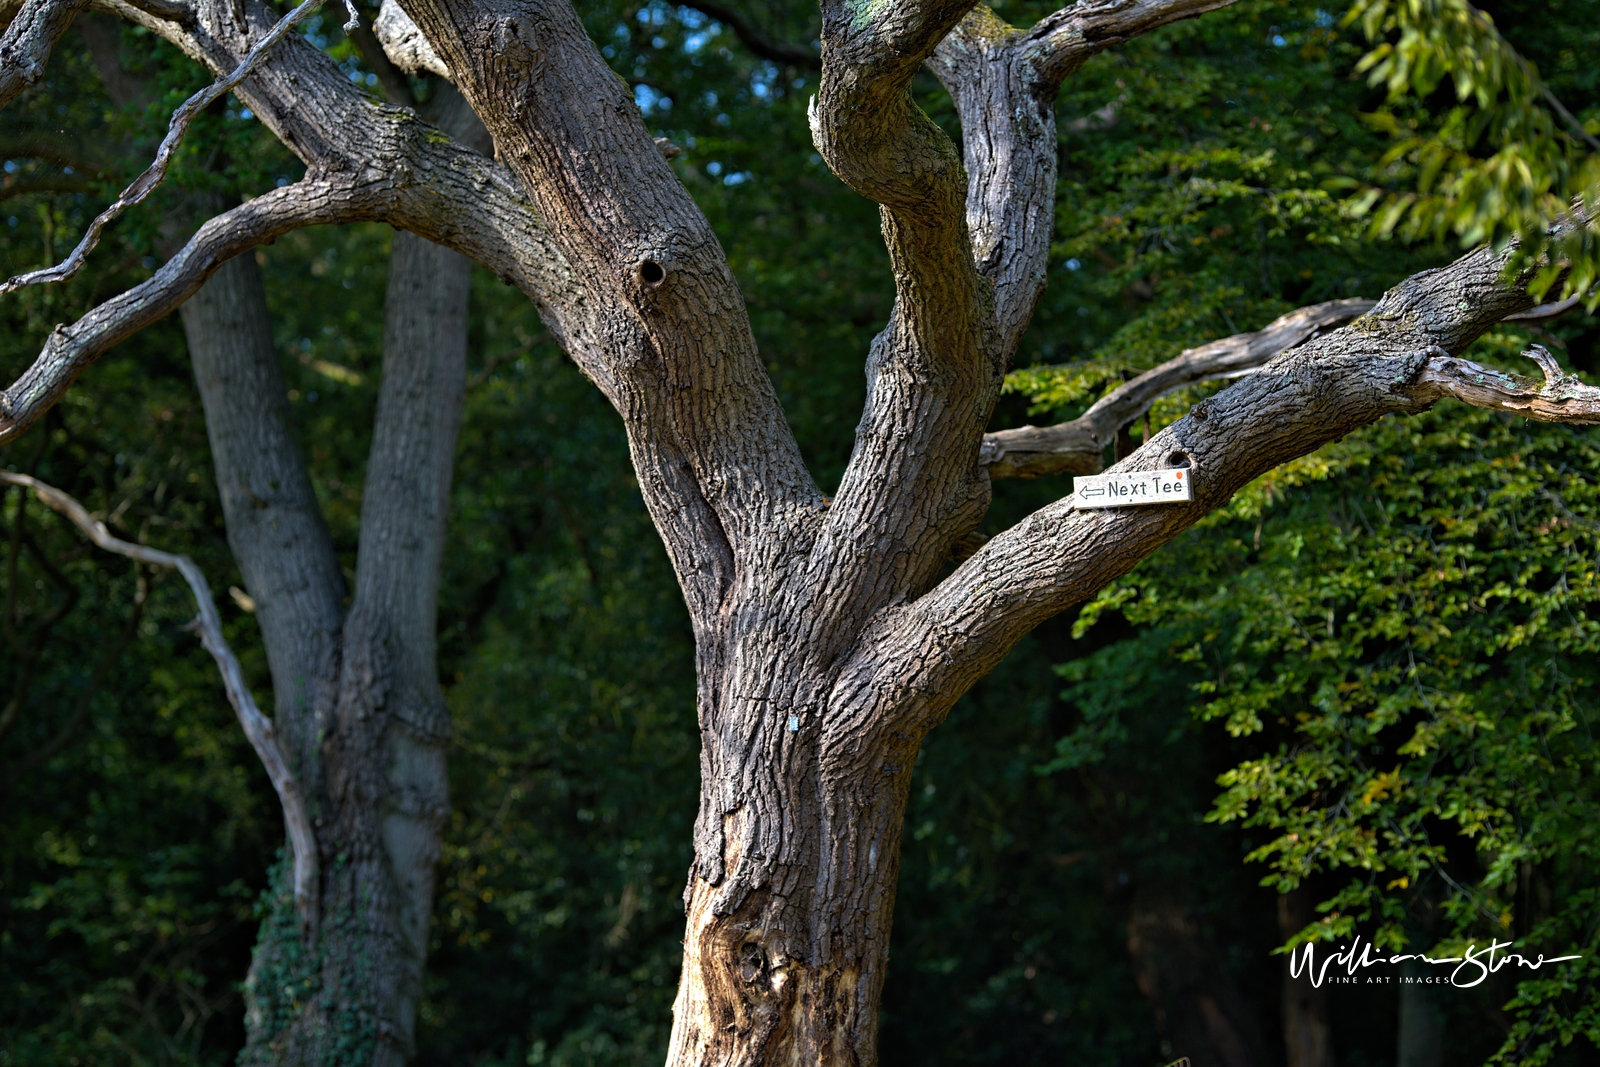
(737, 940, 767, 984)
(636, 259, 666, 287)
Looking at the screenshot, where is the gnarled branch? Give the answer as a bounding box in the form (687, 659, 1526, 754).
(981, 298, 1377, 478)
(1023, 0, 1241, 86)
(853, 240, 1591, 748)
(928, 1, 1241, 359)
(0, 471, 319, 924)
(1415, 343, 1600, 422)
(0, 180, 371, 445)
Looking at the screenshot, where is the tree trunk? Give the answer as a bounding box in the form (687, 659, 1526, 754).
(1126, 893, 1269, 1067)
(177, 216, 471, 1066)
(231, 232, 469, 1067)
(314, 228, 469, 1062)
(1278, 892, 1335, 1067)
(667, 736, 914, 1065)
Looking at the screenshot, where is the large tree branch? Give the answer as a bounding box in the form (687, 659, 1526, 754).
(1022, 0, 1241, 85)
(929, 0, 1238, 362)
(398, 0, 821, 633)
(0, 471, 320, 924)
(796, 0, 998, 629)
(804, 0, 1254, 631)
(0, 0, 89, 111)
(981, 298, 1378, 478)
(0, 113, 576, 444)
(978, 293, 1595, 478)
(840, 242, 1595, 751)
(0, 180, 371, 445)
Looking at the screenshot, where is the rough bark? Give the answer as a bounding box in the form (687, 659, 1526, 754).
(6, 0, 1600, 1064)
(0, 0, 89, 110)
(236, 111, 480, 1066)
(182, 244, 468, 1065)
(980, 298, 1376, 478)
(180, 249, 343, 899)
(156, 110, 479, 1067)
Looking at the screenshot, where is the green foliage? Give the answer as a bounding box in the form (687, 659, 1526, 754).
(1059, 381, 1600, 1062)
(4, 0, 1598, 1065)
(1340, 0, 1600, 305)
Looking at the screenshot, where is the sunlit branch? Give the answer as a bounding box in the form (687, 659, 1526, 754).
(0, 179, 367, 445)
(981, 298, 1377, 478)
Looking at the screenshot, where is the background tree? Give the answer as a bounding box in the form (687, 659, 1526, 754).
(0, 0, 1593, 1062)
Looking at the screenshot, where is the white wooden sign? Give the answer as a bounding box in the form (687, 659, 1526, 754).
(1072, 467, 1192, 509)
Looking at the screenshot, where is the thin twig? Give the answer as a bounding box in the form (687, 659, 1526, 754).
(0, 470, 319, 925)
(0, 0, 356, 297)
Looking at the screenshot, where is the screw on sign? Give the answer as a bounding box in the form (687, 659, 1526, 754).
(1071, 467, 1192, 509)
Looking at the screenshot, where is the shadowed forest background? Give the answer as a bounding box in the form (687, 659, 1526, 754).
(2, 0, 1599, 1064)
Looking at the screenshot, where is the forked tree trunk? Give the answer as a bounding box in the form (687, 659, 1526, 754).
(17, 2, 1585, 1066)
(176, 204, 473, 1066)
(233, 231, 469, 1067)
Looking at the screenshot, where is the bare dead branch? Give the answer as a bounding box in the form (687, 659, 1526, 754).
(1413, 344, 1600, 422)
(1504, 293, 1584, 323)
(981, 298, 1377, 478)
(0, 0, 90, 111)
(977, 294, 1600, 478)
(0, 0, 331, 297)
(0, 470, 319, 924)
(1022, 0, 1242, 87)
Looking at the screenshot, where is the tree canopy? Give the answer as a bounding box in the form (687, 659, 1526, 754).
(0, 0, 1596, 1063)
